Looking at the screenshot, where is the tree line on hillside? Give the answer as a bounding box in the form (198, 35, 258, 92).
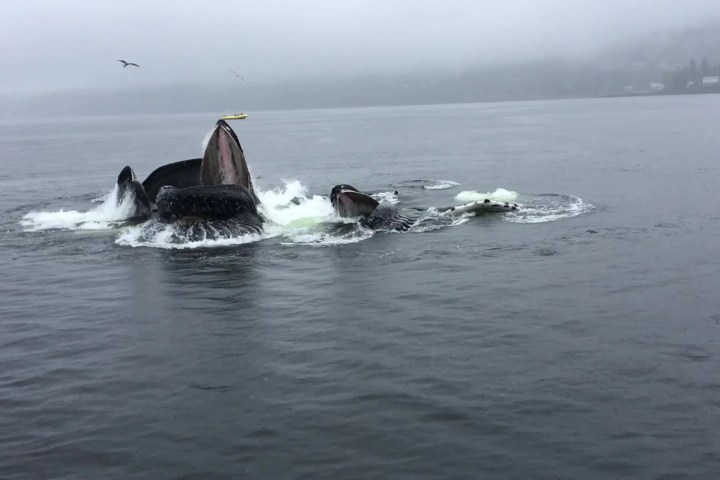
(662, 57, 720, 92)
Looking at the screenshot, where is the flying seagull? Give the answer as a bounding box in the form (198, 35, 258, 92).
(228, 68, 246, 81)
(118, 60, 140, 68)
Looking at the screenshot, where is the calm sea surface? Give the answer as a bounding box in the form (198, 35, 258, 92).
(1, 96, 719, 479)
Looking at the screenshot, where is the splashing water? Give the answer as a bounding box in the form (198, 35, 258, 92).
(453, 189, 593, 224)
(373, 191, 400, 205)
(257, 180, 336, 227)
(19, 177, 594, 249)
(20, 185, 138, 232)
(259, 181, 342, 240)
(257, 180, 372, 246)
(505, 194, 593, 224)
(454, 188, 519, 204)
(410, 206, 473, 233)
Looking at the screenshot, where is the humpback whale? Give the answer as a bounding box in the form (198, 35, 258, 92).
(330, 184, 518, 231)
(115, 120, 263, 234)
(112, 120, 518, 242)
(117, 165, 151, 219)
(330, 185, 415, 231)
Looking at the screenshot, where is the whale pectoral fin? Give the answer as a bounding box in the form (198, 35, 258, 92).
(117, 166, 151, 219)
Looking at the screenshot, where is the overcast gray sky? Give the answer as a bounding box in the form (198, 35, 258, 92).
(2, 0, 720, 95)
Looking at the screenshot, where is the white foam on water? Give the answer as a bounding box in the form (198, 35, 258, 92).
(20, 185, 138, 232)
(424, 180, 460, 190)
(505, 195, 593, 224)
(116, 223, 265, 249)
(279, 229, 374, 246)
(373, 191, 400, 205)
(408, 207, 472, 232)
(257, 180, 337, 227)
(454, 188, 519, 203)
(257, 180, 371, 246)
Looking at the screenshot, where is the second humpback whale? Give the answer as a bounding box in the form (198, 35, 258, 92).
(330, 184, 518, 231)
(115, 120, 263, 234)
(330, 184, 415, 231)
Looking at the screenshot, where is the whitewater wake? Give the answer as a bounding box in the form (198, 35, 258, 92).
(505, 194, 594, 224)
(19, 179, 593, 248)
(21, 185, 139, 232)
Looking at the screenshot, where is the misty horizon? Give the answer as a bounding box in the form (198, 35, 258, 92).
(3, 0, 720, 96)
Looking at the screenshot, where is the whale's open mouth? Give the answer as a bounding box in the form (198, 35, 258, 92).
(201, 120, 253, 192)
(330, 185, 379, 218)
(217, 126, 237, 184)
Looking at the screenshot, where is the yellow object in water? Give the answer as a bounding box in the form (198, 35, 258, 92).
(220, 113, 248, 120)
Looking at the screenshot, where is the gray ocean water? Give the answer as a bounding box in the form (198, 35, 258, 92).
(1, 96, 719, 479)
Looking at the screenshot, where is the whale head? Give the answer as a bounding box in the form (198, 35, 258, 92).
(201, 120, 254, 195)
(116, 165, 151, 219)
(330, 184, 379, 218)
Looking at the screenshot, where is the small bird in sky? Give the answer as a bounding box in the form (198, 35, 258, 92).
(118, 60, 140, 68)
(228, 68, 246, 81)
